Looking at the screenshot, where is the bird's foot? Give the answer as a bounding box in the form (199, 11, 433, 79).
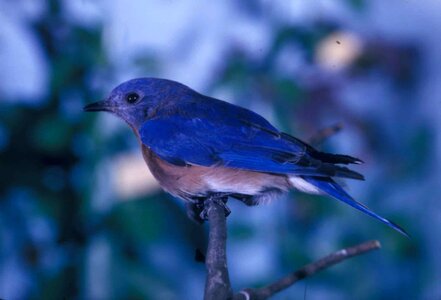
(186, 194, 231, 223)
(199, 194, 230, 221)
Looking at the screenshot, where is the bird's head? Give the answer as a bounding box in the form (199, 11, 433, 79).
(84, 77, 194, 128)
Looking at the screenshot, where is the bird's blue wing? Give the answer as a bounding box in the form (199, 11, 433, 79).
(139, 111, 363, 179)
(139, 114, 300, 169)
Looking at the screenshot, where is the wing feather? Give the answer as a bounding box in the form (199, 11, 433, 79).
(139, 108, 363, 179)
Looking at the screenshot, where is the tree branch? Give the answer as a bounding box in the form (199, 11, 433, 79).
(309, 122, 343, 146)
(202, 197, 381, 300)
(204, 196, 233, 300)
(232, 240, 381, 300)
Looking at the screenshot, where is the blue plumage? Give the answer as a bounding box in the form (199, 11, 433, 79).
(84, 77, 408, 236)
(139, 100, 364, 179)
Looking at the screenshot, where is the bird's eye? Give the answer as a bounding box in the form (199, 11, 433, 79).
(126, 92, 140, 104)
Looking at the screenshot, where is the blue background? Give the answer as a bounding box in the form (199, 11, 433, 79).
(0, 0, 439, 299)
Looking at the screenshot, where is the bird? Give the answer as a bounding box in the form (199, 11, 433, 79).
(84, 77, 408, 236)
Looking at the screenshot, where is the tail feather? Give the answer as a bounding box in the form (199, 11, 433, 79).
(316, 163, 365, 181)
(303, 176, 409, 237)
(294, 156, 365, 180)
(312, 152, 364, 165)
(281, 133, 364, 165)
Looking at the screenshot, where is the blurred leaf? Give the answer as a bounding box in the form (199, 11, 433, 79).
(32, 115, 72, 153)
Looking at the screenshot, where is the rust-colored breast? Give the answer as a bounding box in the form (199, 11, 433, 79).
(141, 145, 209, 199)
(140, 145, 290, 201)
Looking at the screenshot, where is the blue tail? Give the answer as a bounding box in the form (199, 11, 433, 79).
(303, 176, 409, 237)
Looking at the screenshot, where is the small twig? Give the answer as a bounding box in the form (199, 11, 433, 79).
(204, 196, 233, 300)
(309, 123, 343, 146)
(233, 240, 381, 300)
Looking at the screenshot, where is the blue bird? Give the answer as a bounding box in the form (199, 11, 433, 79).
(84, 78, 408, 236)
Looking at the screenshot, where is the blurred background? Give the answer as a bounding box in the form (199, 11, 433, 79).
(0, 0, 440, 299)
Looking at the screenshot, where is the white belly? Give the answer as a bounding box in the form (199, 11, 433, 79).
(288, 176, 322, 194)
(202, 167, 290, 196)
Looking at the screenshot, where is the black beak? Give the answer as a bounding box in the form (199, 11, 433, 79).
(83, 100, 114, 112)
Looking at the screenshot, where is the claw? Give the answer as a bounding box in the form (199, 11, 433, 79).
(199, 194, 230, 221)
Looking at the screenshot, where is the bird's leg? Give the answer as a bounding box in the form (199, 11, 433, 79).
(199, 193, 231, 221)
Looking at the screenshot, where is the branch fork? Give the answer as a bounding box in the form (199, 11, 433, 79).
(203, 197, 381, 300)
(203, 124, 381, 299)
